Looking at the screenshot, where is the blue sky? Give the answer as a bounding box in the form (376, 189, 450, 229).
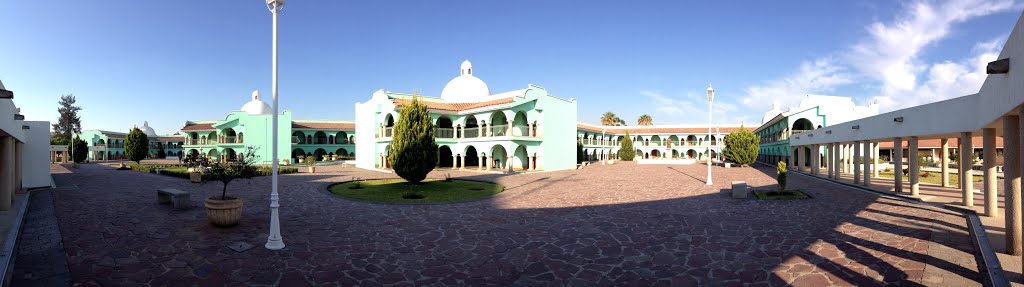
(1, 1, 1021, 135)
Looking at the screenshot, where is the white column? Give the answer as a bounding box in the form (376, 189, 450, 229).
(823, 143, 831, 179)
(962, 132, 974, 206)
(1006, 115, 1022, 255)
(788, 146, 795, 170)
(452, 154, 458, 170)
(15, 142, 23, 193)
(811, 144, 820, 176)
(853, 141, 861, 185)
(873, 143, 880, 178)
(797, 145, 805, 173)
(983, 128, 997, 217)
(863, 142, 871, 187)
(833, 143, 840, 179)
(941, 138, 950, 187)
(910, 137, 920, 196)
(478, 156, 484, 170)
(0, 137, 12, 210)
(894, 137, 903, 193)
(460, 154, 466, 170)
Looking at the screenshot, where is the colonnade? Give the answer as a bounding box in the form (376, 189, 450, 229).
(790, 112, 1023, 255)
(447, 154, 538, 171)
(0, 136, 21, 211)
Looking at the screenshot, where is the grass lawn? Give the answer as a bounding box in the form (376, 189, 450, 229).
(753, 190, 811, 200)
(329, 179, 504, 203)
(877, 170, 982, 186)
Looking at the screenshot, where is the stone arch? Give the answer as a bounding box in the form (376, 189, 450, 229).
(490, 145, 508, 170)
(512, 111, 529, 136)
(314, 148, 327, 161)
(465, 145, 480, 167)
(438, 145, 454, 168)
(336, 131, 349, 144)
(292, 148, 305, 161)
(292, 131, 306, 144)
(335, 148, 348, 157)
(314, 131, 328, 145)
(224, 148, 237, 161)
(792, 118, 814, 131)
(437, 116, 454, 138)
(490, 112, 509, 136)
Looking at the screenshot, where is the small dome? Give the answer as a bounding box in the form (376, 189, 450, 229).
(140, 121, 157, 137)
(241, 90, 273, 115)
(440, 60, 490, 102)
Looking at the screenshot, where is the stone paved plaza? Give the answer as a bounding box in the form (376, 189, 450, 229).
(15, 161, 986, 286)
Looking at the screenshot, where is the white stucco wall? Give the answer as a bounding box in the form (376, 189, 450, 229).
(22, 121, 52, 188)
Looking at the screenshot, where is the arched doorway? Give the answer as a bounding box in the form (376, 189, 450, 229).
(465, 146, 479, 168)
(314, 148, 327, 161)
(686, 149, 696, 159)
(651, 149, 661, 158)
(437, 116, 454, 138)
(512, 111, 529, 136)
(465, 116, 479, 138)
(438, 146, 454, 168)
(335, 148, 348, 157)
(336, 131, 349, 144)
(292, 148, 305, 161)
(314, 131, 327, 145)
(490, 145, 508, 170)
(792, 118, 814, 132)
(384, 114, 396, 137)
(224, 148, 237, 161)
(490, 113, 508, 136)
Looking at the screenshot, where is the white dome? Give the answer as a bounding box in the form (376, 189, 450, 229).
(440, 60, 490, 102)
(140, 121, 157, 137)
(241, 90, 273, 115)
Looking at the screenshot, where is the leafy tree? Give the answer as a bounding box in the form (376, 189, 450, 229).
(50, 136, 69, 145)
(777, 161, 787, 191)
(637, 114, 653, 126)
(600, 112, 625, 126)
(204, 146, 259, 200)
(124, 127, 149, 164)
(722, 125, 759, 166)
(387, 97, 438, 184)
(68, 136, 88, 163)
(51, 94, 82, 139)
(618, 130, 636, 161)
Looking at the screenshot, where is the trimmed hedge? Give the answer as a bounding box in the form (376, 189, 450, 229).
(128, 164, 297, 179)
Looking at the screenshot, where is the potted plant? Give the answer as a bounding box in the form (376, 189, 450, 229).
(300, 155, 317, 173)
(183, 153, 209, 183)
(203, 146, 259, 227)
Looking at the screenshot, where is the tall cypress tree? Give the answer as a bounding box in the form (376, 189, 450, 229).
(52, 94, 82, 139)
(618, 130, 636, 161)
(387, 97, 438, 184)
(68, 135, 88, 163)
(124, 127, 149, 164)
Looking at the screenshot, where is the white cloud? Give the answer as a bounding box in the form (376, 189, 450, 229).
(740, 57, 854, 111)
(734, 0, 1015, 115)
(642, 91, 749, 126)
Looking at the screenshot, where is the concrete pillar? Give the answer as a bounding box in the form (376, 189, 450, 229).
(827, 144, 834, 179)
(486, 156, 491, 170)
(528, 156, 534, 171)
(833, 143, 840, 179)
(811, 144, 820, 175)
(459, 154, 466, 170)
(15, 142, 22, 192)
(486, 123, 492, 137)
(0, 137, 13, 210)
(479, 156, 484, 170)
(452, 155, 458, 169)
(854, 141, 861, 185)
(863, 142, 871, 187)
(1006, 115, 1022, 255)
(910, 137, 920, 196)
(894, 137, 903, 194)
(460, 125, 465, 139)
(941, 138, 950, 187)
(797, 145, 805, 173)
(788, 147, 795, 170)
(507, 120, 513, 136)
(872, 143, 880, 179)
(507, 156, 514, 172)
(983, 128, 998, 217)
(962, 132, 974, 206)
(844, 144, 852, 174)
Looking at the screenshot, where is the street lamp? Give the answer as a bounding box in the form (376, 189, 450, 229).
(265, 0, 285, 251)
(706, 84, 714, 186)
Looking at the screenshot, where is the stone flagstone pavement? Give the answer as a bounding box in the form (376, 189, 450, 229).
(17, 161, 987, 286)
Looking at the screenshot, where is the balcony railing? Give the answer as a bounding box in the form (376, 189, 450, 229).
(491, 125, 507, 137)
(465, 127, 480, 138)
(384, 128, 393, 137)
(222, 136, 240, 144)
(436, 128, 455, 138)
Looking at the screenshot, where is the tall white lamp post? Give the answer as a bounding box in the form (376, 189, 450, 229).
(706, 84, 714, 186)
(265, 0, 285, 250)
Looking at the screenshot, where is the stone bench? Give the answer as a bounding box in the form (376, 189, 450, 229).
(731, 181, 747, 199)
(157, 188, 191, 209)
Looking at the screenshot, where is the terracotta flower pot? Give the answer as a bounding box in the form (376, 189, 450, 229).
(205, 197, 243, 227)
(189, 172, 202, 183)
(307, 166, 316, 173)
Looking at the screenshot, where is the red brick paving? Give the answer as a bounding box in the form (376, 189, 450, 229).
(39, 162, 981, 286)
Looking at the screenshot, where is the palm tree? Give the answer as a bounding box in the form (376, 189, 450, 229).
(638, 114, 653, 126)
(601, 112, 625, 126)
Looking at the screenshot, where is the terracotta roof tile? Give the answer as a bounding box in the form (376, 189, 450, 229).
(576, 123, 752, 134)
(292, 122, 355, 130)
(392, 97, 514, 112)
(182, 123, 215, 131)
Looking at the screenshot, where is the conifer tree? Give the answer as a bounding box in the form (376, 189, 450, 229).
(618, 130, 636, 161)
(124, 127, 149, 164)
(387, 97, 438, 184)
(68, 135, 88, 163)
(723, 124, 759, 166)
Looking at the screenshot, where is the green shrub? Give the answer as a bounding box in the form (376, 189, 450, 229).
(618, 130, 636, 161)
(68, 136, 88, 163)
(777, 161, 787, 192)
(387, 97, 438, 184)
(722, 125, 759, 166)
(124, 127, 149, 164)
